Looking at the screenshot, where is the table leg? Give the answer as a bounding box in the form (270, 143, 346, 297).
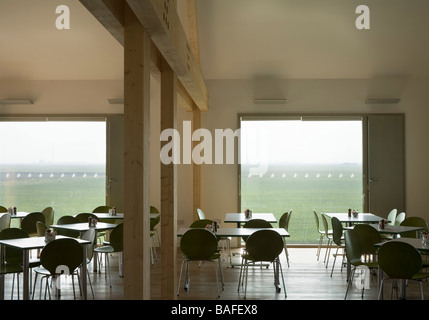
(81, 245, 88, 300)
(0, 244, 5, 300)
(22, 250, 30, 300)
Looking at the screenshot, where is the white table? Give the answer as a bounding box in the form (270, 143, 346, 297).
(0, 235, 91, 300)
(324, 212, 385, 226)
(177, 227, 289, 238)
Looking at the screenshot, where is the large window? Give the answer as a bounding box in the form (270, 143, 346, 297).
(0, 120, 106, 224)
(240, 116, 363, 244)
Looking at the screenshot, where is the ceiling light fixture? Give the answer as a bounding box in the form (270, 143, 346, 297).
(0, 99, 33, 105)
(365, 98, 401, 104)
(254, 99, 287, 104)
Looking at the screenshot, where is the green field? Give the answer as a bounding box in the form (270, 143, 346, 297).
(0, 164, 106, 227)
(241, 163, 363, 244)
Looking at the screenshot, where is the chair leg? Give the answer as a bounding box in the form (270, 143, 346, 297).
(177, 260, 185, 296)
(378, 279, 385, 300)
(344, 268, 356, 300)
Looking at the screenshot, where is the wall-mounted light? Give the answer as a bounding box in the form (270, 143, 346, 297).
(0, 99, 33, 105)
(365, 98, 400, 104)
(108, 99, 124, 104)
(253, 99, 287, 104)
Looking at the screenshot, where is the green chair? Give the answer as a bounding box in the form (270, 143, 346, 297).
(279, 210, 292, 267)
(0, 206, 7, 213)
(400, 217, 428, 238)
(238, 229, 286, 298)
(150, 206, 160, 265)
(190, 219, 213, 228)
(56, 216, 80, 238)
(0, 228, 40, 299)
(344, 229, 378, 300)
(75, 213, 98, 223)
(177, 228, 224, 297)
(36, 221, 48, 237)
(32, 238, 83, 299)
(353, 223, 382, 257)
(93, 223, 123, 287)
(242, 218, 272, 243)
(386, 209, 397, 226)
(92, 206, 112, 213)
(377, 241, 429, 300)
(196, 208, 206, 220)
(313, 210, 331, 261)
(329, 217, 345, 277)
(395, 212, 406, 226)
(42, 207, 55, 227)
(21, 212, 45, 237)
(321, 213, 334, 265)
(0, 213, 11, 231)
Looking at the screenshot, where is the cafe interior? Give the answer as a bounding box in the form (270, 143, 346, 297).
(1, 0, 429, 302)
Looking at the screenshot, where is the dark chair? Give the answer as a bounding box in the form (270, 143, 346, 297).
(150, 206, 160, 265)
(238, 229, 286, 298)
(190, 219, 213, 228)
(32, 238, 83, 299)
(177, 228, 224, 297)
(344, 229, 378, 300)
(93, 223, 123, 287)
(75, 213, 98, 223)
(56, 216, 80, 238)
(279, 210, 292, 267)
(377, 241, 429, 300)
(21, 212, 45, 237)
(0, 206, 8, 213)
(0, 228, 40, 299)
(329, 217, 345, 276)
(400, 217, 428, 238)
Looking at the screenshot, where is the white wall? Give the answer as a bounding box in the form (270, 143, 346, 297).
(200, 78, 429, 226)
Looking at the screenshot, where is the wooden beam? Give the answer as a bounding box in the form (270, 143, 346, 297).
(160, 58, 178, 300)
(123, 3, 151, 300)
(79, 0, 197, 112)
(126, 0, 208, 112)
(186, 0, 200, 66)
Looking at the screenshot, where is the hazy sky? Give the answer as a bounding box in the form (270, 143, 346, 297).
(241, 120, 362, 165)
(0, 122, 106, 165)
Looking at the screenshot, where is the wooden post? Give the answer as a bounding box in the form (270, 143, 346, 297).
(123, 3, 151, 300)
(160, 58, 178, 300)
(193, 108, 201, 220)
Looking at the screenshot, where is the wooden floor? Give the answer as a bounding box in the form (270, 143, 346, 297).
(3, 246, 428, 301)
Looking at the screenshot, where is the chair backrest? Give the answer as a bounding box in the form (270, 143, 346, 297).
(242, 219, 272, 242)
(320, 214, 331, 235)
(313, 210, 321, 231)
(400, 216, 428, 238)
(387, 209, 397, 226)
(109, 223, 123, 252)
(56, 215, 80, 238)
(279, 210, 293, 231)
(0, 206, 7, 213)
(344, 229, 364, 266)
(331, 217, 343, 246)
(150, 206, 159, 213)
(190, 219, 213, 228)
(81, 228, 97, 263)
(353, 224, 382, 255)
(40, 238, 83, 275)
(246, 229, 284, 262)
(378, 241, 422, 279)
(196, 208, 206, 220)
(0, 213, 11, 231)
(21, 212, 45, 236)
(42, 207, 55, 226)
(36, 221, 48, 236)
(0, 228, 29, 264)
(180, 228, 218, 261)
(92, 206, 112, 213)
(75, 213, 98, 223)
(395, 212, 406, 226)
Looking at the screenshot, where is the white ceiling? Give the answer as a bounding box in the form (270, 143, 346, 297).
(1, 0, 429, 81)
